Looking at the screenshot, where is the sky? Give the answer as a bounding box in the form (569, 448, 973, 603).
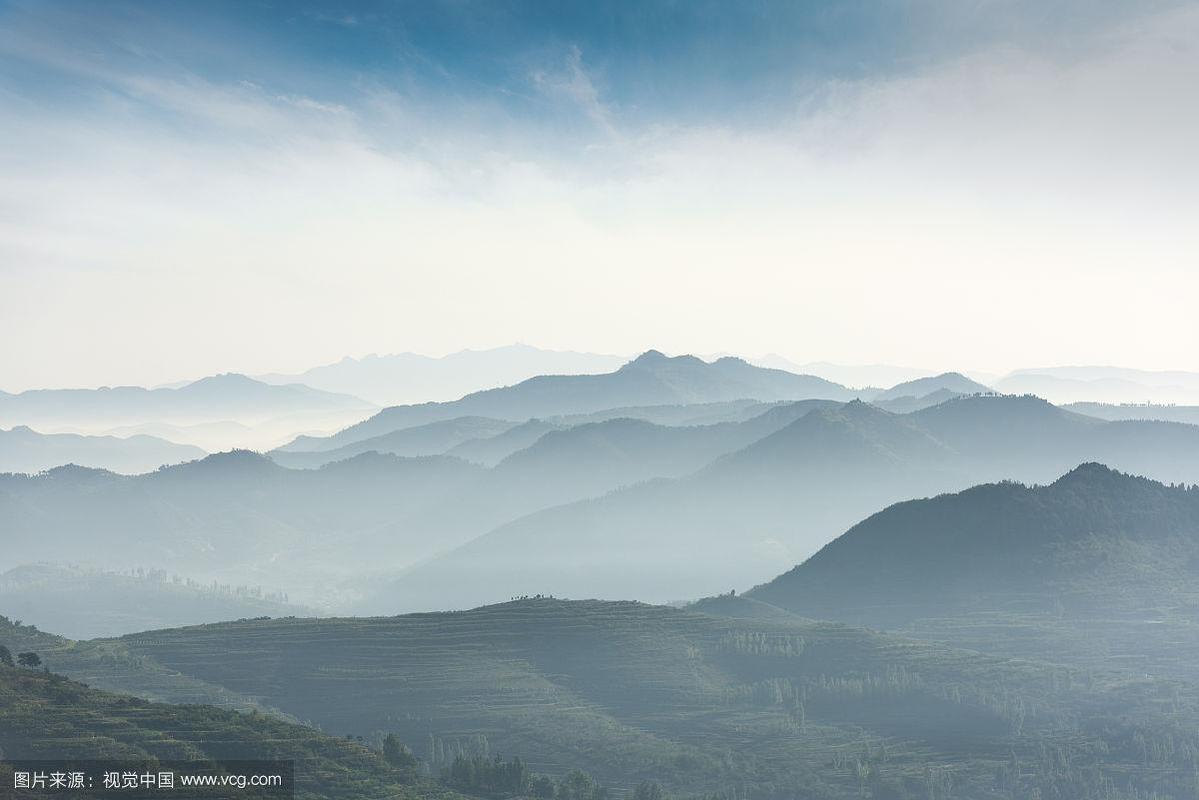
(1, 0, 1197, 390)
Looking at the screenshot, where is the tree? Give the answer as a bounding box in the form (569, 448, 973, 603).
(382, 733, 419, 778)
(557, 770, 606, 800)
(17, 652, 41, 669)
(0, 645, 13, 667)
(531, 775, 556, 798)
(632, 782, 665, 800)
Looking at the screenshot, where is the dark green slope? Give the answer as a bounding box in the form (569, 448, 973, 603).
(0, 665, 456, 800)
(32, 598, 1199, 799)
(751, 464, 1199, 679)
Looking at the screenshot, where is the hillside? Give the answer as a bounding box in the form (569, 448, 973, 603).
(0, 664, 454, 800)
(31, 598, 1199, 800)
(0, 425, 205, 474)
(280, 352, 855, 453)
(750, 464, 1199, 680)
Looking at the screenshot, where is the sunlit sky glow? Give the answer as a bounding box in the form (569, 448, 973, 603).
(2, 0, 1197, 390)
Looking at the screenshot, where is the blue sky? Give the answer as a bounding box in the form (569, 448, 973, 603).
(1, 1, 1197, 388)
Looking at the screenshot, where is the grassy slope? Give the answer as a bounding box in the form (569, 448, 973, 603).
(24, 599, 1199, 799)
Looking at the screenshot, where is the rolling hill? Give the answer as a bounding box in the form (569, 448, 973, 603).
(0, 425, 204, 474)
(279, 351, 857, 453)
(26, 598, 1199, 800)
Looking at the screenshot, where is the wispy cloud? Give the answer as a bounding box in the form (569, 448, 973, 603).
(0, 1, 1196, 388)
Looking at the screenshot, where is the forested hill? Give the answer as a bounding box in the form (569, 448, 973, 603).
(751, 463, 1199, 626)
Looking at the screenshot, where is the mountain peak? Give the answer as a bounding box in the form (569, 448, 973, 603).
(628, 347, 676, 367)
(1050, 461, 1126, 489)
(621, 350, 708, 371)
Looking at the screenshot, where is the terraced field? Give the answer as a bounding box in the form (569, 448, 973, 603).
(25, 598, 1199, 799)
(0, 665, 460, 800)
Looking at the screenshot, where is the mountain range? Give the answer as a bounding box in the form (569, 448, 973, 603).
(372, 395, 1199, 612)
(0, 374, 377, 454)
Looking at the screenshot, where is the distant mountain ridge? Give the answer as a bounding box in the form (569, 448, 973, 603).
(258, 343, 627, 405)
(0, 425, 204, 474)
(0, 373, 375, 428)
(995, 366, 1199, 404)
(280, 351, 859, 453)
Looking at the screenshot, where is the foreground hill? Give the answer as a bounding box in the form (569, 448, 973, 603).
(31, 598, 1199, 800)
(0, 665, 452, 800)
(751, 464, 1199, 680)
(376, 396, 1199, 611)
(280, 351, 856, 453)
(0, 425, 204, 474)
